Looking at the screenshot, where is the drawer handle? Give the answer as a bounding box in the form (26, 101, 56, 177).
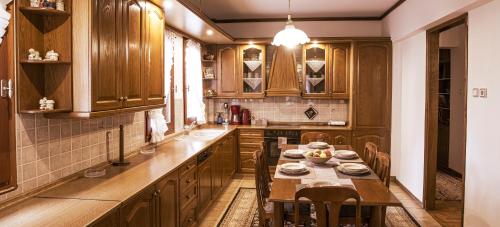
(185, 195, 192, 200)
(185, 179, 191, 184)
(188, 217, 194, 223)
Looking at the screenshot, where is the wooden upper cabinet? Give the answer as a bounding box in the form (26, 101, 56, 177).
(217, 45, 239, 97)
(330, 43, 351, 99)
(122, 0, 146, 108)
(302, 43, 329, 98)
(145, 2, 165, 105)
(91, 0, 123, 111)
(240, 45, 266, 98)
(353, 41, 392, 129)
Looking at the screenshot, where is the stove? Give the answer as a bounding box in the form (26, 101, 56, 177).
(264, 129, 301, 166)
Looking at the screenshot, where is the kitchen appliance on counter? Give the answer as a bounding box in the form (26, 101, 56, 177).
(230, 105, 241, 125)
(264, 129, 301, 166)
(241, 108, 251, 125)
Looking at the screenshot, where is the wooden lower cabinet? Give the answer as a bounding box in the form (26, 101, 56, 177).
(180, 199, 197, 227)
(300, 130, 352, 146)
(89, 209, 120, 227)
(222, 134, 236, 185)
(197, 153, 212, 215)
(156, 171, 179, 227)
(120, 187, 155, 227)
(179, 158, 198, 227)
(352, 129, 390, 155)
(238, 129, 264, 173)
(212, 142, 224, 197)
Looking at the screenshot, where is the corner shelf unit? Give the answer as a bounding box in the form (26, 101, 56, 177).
(16, 0, 73, 114)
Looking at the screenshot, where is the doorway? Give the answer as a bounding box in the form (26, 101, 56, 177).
(424, 14, 467, 226)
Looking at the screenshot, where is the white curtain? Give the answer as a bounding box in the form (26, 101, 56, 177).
(0, 0, 12, 44)
(164, 30, 176, 124)
(184, 39, 206, 123)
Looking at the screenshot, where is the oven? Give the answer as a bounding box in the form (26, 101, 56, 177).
(264, 129, 301, 166)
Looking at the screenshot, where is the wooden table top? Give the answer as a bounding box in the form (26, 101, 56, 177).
(268, 144, 401, 207)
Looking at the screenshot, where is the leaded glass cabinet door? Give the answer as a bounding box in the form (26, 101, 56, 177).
(240, 45, 266, 98)
(302, 43, 330, 98)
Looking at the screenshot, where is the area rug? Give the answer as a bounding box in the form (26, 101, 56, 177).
(435, 171, 463, 201)
(218, 188, 419, 227)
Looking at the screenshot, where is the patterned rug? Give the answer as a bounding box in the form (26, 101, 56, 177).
(218, 188, 418, 227)
(435, 171, 463, 201)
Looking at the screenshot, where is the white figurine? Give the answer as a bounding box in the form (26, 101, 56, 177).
(30, 0, 40, 7)
(44, 50, 59, 61)
(28, 48, 42, 61)
(39, 97, 48, 110)
(56, 0, 64, 11)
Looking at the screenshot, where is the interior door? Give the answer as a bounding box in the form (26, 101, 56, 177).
(122, 0, 146, 108)
(0, 3, 16, 194)
(145, 2, 165, 105)
(92, 0, 123, 111)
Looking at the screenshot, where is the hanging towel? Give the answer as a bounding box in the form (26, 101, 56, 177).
(148, 109, 168, 143)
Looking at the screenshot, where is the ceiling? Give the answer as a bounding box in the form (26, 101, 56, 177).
(197, 0, 401, 20)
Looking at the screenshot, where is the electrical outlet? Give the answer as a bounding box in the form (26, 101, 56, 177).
(480, 88, 488, 98)
(472, 88, 479, 97)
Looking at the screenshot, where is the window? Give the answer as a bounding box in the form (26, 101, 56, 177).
(184, 39, 206, 124)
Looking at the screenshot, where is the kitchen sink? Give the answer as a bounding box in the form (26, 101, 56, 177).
(188, 129, 226, 140)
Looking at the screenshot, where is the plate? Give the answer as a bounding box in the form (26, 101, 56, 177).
(284, 149, 305, 158)
(338, 163, 370, 175)
(281, 163, 307, 172)
(279, 168, 310, 176)
(334, 150, 358, 159)
(308, 180, 339, 187)
(307, 141, 329, 149)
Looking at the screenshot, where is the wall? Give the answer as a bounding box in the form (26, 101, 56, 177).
(217, 20, 383, 39)
(206, 97, 348, 124)
(439, 24, 467, 175)
(0, 112, 146, 203)
(390, 32, 427, 201)
(465, 1, 500, 225)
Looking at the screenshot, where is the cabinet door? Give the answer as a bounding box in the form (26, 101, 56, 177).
(211, 143, 223, 197)
(352, 129, 390, 155)
(330, 131, 352, 146)
(240, 45, 266, 98)
(120, 187, 155, 227)
(197, 158, 212, 214)
(145, 2, 165, 105)
(217, 45, 239, 97)
(89, 209, 119, 227)
(330, 43, 350, 99)
(121, 0, 146, 108)
(223, 134, 236, 184)
(91, 0, 122, 111)
(156, 171, 179, 227)
(353, 41, 392, 129)
(302, 44, 329, 98)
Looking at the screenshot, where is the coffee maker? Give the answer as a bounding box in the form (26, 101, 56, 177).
(230, 105, 241, 125)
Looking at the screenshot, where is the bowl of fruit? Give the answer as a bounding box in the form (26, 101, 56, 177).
(303, 149, 333, 164)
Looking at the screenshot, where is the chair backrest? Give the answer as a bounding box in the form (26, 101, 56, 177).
(374, 151, 391, 188)
(363, 142, 378, 169)
(301, 132, 331, 144)
(254, 149, 271, 225)
(259, 141, 273, 184)
(294, 186, 361, 227)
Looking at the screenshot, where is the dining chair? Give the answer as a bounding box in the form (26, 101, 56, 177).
(254, 149, 274, 227)
(374, 151, 391, 188)
(363, 142, 378, 169)
(260, 141, 273, 184)
(301, 132, 331, 144)
(294, 186, 362, 227)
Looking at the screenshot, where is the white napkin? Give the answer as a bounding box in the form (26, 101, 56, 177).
(148, 109, 168, 143)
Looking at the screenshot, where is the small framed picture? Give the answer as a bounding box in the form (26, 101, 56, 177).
(304, 107, 318, 120)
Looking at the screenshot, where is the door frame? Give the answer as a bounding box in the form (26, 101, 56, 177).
(423, 14, 468, 210)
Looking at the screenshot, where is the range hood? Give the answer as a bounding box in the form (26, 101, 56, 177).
(266, 46, 301, 97)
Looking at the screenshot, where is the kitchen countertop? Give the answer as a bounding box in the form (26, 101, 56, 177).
(0, 123, 350, 226)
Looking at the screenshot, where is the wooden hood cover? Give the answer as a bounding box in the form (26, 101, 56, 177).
(266, 46, 301, 96)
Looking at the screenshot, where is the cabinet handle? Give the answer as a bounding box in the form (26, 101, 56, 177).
(185, 179, 191, 184)
(124, 96, 128, 101)
(118, 97, 124, 101)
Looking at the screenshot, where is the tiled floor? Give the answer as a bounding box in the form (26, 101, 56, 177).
(198, 174, 442, 227)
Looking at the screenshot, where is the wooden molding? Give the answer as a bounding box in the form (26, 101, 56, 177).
(380, 0, 406, 19)
(392, 178, 424, 207)
(233, 37, 391, 45)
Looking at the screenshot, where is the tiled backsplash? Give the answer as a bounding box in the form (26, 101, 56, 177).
(0, 112, 147, 203)
(206, 97, 349, 123)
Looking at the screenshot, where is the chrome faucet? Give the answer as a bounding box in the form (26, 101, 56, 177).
(184, 120, 197, 135)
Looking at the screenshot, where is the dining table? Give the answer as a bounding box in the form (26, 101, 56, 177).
(269, 144, 402, 227)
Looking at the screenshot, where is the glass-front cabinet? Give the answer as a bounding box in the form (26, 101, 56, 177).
(302, 44, 329, 97)
(240, 45, 266, 98)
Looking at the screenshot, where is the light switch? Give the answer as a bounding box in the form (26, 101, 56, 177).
(472, 88, 479, 97)
(480, 88, 488, 98)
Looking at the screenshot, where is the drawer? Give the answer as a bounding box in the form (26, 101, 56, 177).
(239, 137, 264, 145)
(239, 129, 264, 138)
(180, 199, 197, 227)
(179, 167, 197, 191)
(180, 158, 197, 177)
(180, 183, 197, 210)
(239, 152, 255, 169)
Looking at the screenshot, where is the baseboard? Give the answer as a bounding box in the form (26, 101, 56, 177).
(437, 166, 463, 179)
(391, 177, 424, 208)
